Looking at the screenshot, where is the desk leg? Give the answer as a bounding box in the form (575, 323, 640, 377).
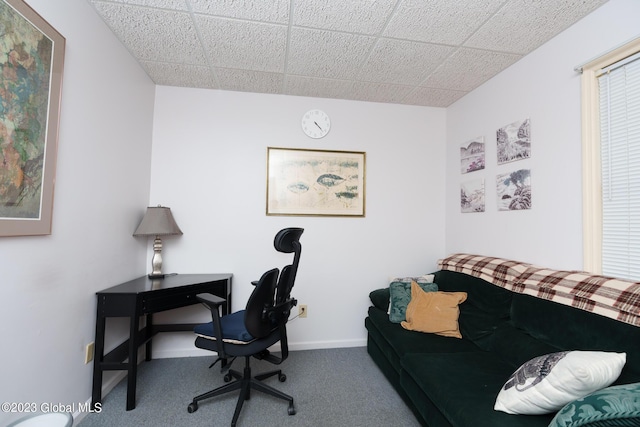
(126, 314, 140, 411)
(145, 313, 153, 361)
(91, 313, 106, 410)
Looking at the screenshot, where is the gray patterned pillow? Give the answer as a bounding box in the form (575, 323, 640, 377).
(388, 277, 437, 323)
(549, 382, 640, 427)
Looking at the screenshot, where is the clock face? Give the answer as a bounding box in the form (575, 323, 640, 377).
(301, 109, 330, 139)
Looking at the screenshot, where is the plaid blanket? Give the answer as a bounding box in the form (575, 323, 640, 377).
(438, 253, 640, 327)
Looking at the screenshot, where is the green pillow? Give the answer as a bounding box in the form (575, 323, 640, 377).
(388, 279, 438, 323)
(549, 383, 640, 427)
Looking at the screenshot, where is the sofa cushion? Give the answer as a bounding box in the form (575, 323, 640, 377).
(367, 306, 479, 356)
(494, 351, 626, 415)
(434, 270, 513, 349)
(489, 322, 561, 369)
(510, 293, 640, 382)
(389, 279, 438, 323)
(401, 283, 467, 338)
(401, 352, 554, 427)
(549, 382, 640, 427)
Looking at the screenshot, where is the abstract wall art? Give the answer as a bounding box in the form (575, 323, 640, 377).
(0, 0, 65, 236)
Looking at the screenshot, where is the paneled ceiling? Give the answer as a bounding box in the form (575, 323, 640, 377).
(88, 0, 607, 107)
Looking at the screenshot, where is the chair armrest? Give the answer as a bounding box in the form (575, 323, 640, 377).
(195, 293, 227, 359)
(196, 293, 226, 309)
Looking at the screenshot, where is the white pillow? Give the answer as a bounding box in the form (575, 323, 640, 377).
(494, 351, 626, 415)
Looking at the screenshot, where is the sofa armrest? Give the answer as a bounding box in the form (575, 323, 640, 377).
(369, 288, 390, 312)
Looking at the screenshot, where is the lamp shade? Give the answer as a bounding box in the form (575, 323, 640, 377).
(133, 206, 182, 237)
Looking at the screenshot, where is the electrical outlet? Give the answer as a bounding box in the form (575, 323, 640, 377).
(85, 342, 95, 364)
(299, 304, 307, 318)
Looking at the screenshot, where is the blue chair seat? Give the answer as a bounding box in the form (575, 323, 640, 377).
(194, 310, 255, 344)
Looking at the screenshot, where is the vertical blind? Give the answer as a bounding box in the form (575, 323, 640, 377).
(598, 52, 640, 280)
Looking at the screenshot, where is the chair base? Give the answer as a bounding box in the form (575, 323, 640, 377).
(188, 357, 295, 427)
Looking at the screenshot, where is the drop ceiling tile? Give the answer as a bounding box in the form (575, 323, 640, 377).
(285, 76, 414, 105)
(91, 0, 188, 10)
(88, 0, 610, 107)
(195, 16, 287, 72)
(358, 39, 455, 86)
(465, 0, 607, 54)
(91, 2, 206, 64)
(347, 81, 414, 104)
(384, 0, 504, 45)
(402, 87, 467, 108)
(287, 28, 376, 80)
(421, 48, 522, 91)
(292, 0, 396, 35)
(141, 61, 217, 88)
(188, 0, 289, 24)
(284, 75, 355, 100)
(216, 68, 284, 94)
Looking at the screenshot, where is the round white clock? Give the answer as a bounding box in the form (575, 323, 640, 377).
(301, 109, 330, 139)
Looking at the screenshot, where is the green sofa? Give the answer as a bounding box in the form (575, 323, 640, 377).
(365, 254, 640, 427)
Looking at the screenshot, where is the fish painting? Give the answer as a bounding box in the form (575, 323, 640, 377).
(317, 174, 345, 187)
(287, 182, 309, 194)
(335, 191, 357, 200)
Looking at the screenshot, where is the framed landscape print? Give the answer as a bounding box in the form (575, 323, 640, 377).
(460, 136, 485, 174)
(266, 147, 366, 217)
(497, 118, 531, 165)
(461, 179, 485, 213)
(0, 0, 65, 236)
(497, 169, 532, 211)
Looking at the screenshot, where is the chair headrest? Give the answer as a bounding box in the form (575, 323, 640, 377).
(274, 228, 304, 253)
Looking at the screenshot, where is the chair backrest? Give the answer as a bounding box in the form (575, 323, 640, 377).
(244, 268, 279, 339)
(243, 228, 303, 361)
(273, 228, 303, 304)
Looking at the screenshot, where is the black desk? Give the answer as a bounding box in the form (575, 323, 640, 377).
(91, 273, 232, 411)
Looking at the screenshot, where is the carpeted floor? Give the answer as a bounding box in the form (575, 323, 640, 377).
(78, 346, 421, 427)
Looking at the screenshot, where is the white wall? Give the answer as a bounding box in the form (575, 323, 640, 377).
(149, 87, 447, 355)
(445, 0, 640, 271)
(4, 0, 636, 423)
(0, 0, 155, 425)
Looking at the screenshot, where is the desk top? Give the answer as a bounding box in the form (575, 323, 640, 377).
(97, 273, 232, 295)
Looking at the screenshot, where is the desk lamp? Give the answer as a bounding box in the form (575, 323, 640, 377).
(133, 205, 182, 279)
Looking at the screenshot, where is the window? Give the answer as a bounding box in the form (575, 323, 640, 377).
(581, 38, 640, 280)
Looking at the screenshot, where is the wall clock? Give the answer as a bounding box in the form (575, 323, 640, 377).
(301, 109, 330, 139)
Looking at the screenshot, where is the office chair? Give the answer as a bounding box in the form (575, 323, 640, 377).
(188, 227, 304, 427)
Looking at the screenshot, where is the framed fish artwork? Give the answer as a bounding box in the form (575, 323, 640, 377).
(266, 147, 366, 217)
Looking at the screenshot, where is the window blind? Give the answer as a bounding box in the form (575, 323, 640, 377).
(598, 54, 640, 280)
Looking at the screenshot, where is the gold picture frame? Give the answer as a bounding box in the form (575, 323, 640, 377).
(0, 0, 65, 236)
(266, 147, 366, 217)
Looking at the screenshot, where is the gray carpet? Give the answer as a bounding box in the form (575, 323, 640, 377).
(79, 347, 421, 427)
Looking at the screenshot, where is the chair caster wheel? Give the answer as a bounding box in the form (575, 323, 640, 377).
(279, 373, 287, 382)
(224, 373, 232, 382)
(288, 403, 296, 415)
(187, 402, 198, 413)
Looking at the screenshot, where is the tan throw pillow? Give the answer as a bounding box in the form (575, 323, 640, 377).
(401, 281, 467, 338)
